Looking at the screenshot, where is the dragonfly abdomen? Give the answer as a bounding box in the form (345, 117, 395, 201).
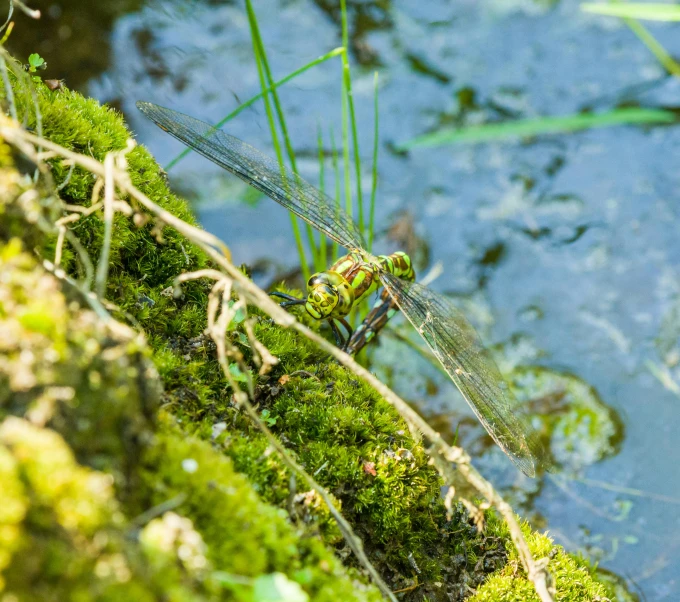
(377, 251, 415, 282)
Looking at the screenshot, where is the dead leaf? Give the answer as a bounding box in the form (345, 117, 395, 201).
(363, 461, 377, 476)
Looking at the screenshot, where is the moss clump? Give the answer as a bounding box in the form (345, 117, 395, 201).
(141, 422, 382, 601)
(0, 233, 158, 496)
(471, 514, 616, 602)
(0, 416, 211, 602)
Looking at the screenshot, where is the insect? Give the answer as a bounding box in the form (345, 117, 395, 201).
(137, 101, 547, 477)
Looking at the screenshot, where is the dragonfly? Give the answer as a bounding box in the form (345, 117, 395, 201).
(137, 101, 547, 477)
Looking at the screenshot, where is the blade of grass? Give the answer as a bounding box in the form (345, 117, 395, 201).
(340, 0, 365, 239)
(368, 71, 379, 252)
(317, 123, 327, 268)
(583, 0, 680, 78)
(616, 14, 680, 77)
(582, 3, 680, 21)
(245, 1, 310, 281)
(330, 125, 341, 262)
(397, 107, 677, 150)
(340, 59, 352, 222)
(246, 0, 320, 279)
(166, 47, 344, 170)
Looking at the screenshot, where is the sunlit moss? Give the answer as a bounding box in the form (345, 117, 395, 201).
(471, 513, 618, 601)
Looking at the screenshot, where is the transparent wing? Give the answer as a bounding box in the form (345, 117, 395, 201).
(379, 272, 545, 477)
(137, 102, 366, 251)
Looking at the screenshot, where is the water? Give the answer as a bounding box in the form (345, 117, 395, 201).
(20, 1, 680, 598)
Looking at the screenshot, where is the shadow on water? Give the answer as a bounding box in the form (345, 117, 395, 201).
(30, 0, 680, 599)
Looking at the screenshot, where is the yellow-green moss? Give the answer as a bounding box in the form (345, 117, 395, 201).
(140, 421, 382, 601)
(0, 231, 158, 495)
(0, 417, 210, 602)
(471, 514, 616, 602)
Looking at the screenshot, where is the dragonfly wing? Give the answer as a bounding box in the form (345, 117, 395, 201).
(137, 102, 366, 251)
(379, 271, 544, 477)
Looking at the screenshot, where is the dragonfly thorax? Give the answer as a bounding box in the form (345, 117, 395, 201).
(305, 271, 355, 320)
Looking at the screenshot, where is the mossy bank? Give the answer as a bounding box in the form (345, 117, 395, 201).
(0, 62, 626, 601)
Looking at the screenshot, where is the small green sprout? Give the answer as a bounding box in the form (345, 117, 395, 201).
(27, 53, 46, 73)
(260, 409, 277, 427)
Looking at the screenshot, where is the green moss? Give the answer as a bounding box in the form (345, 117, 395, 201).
(0, 235, 158, 493)
(0, 440, 26, 591)
(471, 514, 614, 602)
(140, 422, 382, 601)
(0, 417, 210, 602)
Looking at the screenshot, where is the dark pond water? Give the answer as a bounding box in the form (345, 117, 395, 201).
(18, 0, 680, 599)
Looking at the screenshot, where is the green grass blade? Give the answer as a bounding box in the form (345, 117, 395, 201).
(582, 3, 680, 21)
(330, 125, 341, 262)
(317, 123, 327, 269)
(247, 0, 318, 269)
(245, 0, 310, 281)
(165, 47, 344, 171)
(397, 108, 677, 150)
(340, 0, 365, 238)
(368, 71, 379, 252)
(583, 0, 680, 77)
(622, 17, 680, 76)
(340, 55, 352, 224)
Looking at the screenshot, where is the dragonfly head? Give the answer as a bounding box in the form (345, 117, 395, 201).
(305, 271, 355, 319)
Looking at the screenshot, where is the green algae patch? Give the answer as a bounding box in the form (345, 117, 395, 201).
(509, 366, 623, 473)
(0, 65, 631, 600)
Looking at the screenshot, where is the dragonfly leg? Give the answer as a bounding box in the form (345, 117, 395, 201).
(336, 318, 353, 351)
(270, 291, 303, 302)
(329, 319, 346, 348)
(346, 291, 398, 355)
(270, 291, 306, 308)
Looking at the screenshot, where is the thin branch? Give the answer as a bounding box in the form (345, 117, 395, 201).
(42, 260, 112, 324)
(0, 1, 13, 33)
(56, 162, 76, 191)
(13, 0, 40, 19)
(95, 152, 115, 299)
